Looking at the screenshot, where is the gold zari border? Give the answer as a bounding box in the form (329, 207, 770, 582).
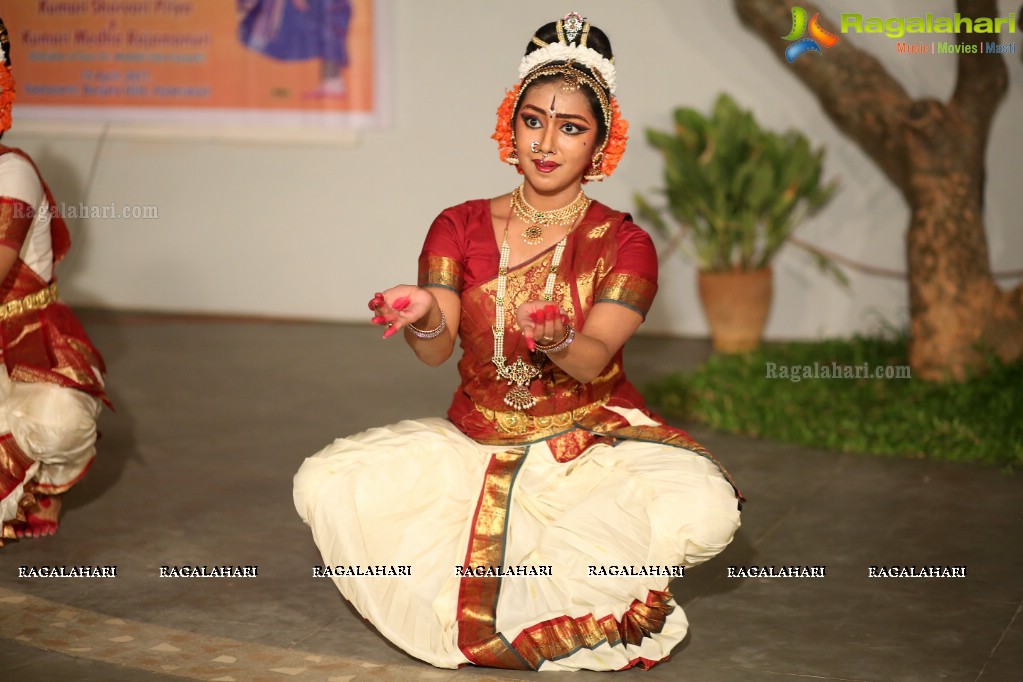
(596, 273, 655, 318)
(419, 255, 464, 292)
(474, 398, 609, 439)
(457, 449, 530, 669)
(0, 283, 58, 321)
(0, 434, 34, 544)
(509, 589, 675, 668)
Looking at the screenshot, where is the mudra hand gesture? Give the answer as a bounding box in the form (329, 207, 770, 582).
(368, 286, 437, 339)
(516, 300, 571, 352)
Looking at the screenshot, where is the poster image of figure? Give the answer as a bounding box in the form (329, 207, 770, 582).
(238, 0, 353, 99)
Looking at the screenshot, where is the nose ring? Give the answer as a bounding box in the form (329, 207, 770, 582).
(530, 141, 541, 154)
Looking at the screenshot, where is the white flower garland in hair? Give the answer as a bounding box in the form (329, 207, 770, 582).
(518, 43, 617, 94)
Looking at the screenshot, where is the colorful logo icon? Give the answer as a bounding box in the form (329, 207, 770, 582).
(783, 6, 840, 62)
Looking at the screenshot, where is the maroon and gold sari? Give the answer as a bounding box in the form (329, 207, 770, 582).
(421, 198, 740, 486)
(0, 147, 108, 543)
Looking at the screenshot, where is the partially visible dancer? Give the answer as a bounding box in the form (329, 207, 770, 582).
(295, 13, 742, 671)
(0, 17, 110, 545)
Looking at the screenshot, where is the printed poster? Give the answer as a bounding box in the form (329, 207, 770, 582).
(5, 0, 384, 128)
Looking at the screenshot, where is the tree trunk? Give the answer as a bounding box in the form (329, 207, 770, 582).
(734, 0, 1023, 380)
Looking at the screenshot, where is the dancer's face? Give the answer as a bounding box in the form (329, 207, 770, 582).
(514, 81, 599, 194)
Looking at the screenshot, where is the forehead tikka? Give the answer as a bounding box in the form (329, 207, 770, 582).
(516, 64, 610, 126)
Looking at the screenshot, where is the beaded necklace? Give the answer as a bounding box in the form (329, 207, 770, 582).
(492, 195, 588, 410)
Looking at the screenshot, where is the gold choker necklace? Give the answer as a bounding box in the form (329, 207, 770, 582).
(511, 185, 589, 245)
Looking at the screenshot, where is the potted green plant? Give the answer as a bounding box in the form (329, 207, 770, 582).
(636, 93, 841, 352)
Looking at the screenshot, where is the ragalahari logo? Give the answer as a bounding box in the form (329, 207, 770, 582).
(783, 6, 840, 62)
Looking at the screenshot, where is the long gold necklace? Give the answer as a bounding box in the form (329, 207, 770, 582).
(511, 185, 589, 245)
(492, 199, 573, 411)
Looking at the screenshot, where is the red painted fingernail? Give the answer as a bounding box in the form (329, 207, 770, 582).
(383, 326, 398, 339)
(562, 314, 570, 324)
(40, 497, 52, 508)
(545, 304, 557, 316)
(529, 311, 540, 323)
(371, 316, 387, 324)
(526, 337, 536, 352)
(393, 296, 411, 311)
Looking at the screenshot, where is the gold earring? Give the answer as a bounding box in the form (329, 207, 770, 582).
(583, 152, 605, 181)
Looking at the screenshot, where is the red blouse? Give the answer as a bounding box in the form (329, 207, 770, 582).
(418, 198, 659, 437)
(420, 198, 742, 502)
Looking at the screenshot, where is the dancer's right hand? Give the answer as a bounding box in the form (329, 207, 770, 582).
(367, 286, 438, 339)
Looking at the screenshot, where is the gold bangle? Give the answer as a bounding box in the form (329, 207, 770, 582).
(534, 325, 575, 354)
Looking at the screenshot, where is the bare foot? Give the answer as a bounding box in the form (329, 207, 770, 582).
(15, 495, 61, 539)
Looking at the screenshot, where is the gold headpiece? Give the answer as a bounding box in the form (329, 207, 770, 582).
(518, 12, 616, 94)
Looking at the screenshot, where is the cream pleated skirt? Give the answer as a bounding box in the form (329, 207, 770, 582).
(293, 415, 740, 671)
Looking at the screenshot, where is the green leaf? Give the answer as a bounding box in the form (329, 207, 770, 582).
(633, 193, 670, 237)
(637, 91, 839, 280)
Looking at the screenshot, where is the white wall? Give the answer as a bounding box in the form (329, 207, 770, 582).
(7, 0, 1022, 339)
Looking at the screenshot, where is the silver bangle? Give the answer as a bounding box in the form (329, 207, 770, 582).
(535, 325, 575, 354)
(406, 310, 446, 339)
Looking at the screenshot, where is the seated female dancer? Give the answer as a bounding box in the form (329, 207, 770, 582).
(0, 17, 110, 545)
(295, 12, 743, 671)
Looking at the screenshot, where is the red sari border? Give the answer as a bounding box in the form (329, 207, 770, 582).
(0, 432, 32, 502)
(509, 589, 676, 670)
(456, 448, 531, 669)
(455, 443, 681, 670)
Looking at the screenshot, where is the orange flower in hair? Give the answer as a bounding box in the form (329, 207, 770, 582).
(599, 96, 628, 178)
(0, 66, 14, 132)
(492, 83, 523, 173)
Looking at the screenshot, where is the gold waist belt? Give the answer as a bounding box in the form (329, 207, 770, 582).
(0, 283, 58, 321)
(475, 397, 609, 435)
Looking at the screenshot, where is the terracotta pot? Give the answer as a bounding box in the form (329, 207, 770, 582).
(697, 268, 773, 353)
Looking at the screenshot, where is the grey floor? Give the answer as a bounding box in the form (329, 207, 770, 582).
(0, 311, 1020, 681)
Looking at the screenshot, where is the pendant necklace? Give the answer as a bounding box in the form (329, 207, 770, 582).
(492, 194, 587, 411)
(511, 184, 589, 246)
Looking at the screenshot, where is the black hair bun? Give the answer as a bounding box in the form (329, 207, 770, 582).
(523, 20, 613, 62)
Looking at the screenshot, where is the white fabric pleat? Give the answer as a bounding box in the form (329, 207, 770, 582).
(0, 369, 101, 525)
(294, 414, 740, 671)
